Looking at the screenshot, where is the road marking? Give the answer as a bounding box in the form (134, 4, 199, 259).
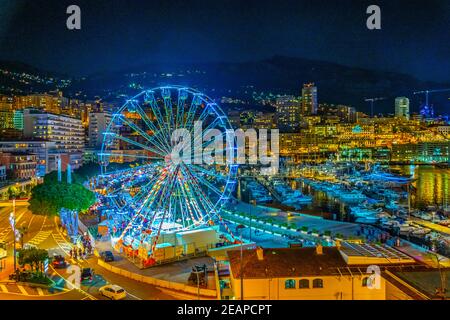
(127, 292, 143, 300)
(39, 216, 47, 231)
(27, 214, 35, 229)
(15, 211, 26, 224)
(37, 287, 44, 296)
(17, 285, 29, 295)
(52, 233, 73, 253)
(0, 284, 7, 293)
(26, 230, 52, 246)
(49, 262, 97, 300)
(0, 228, 9, 241)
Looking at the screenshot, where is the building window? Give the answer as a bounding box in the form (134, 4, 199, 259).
(312, 279, 323, 288)
(299, 279, 309, 289)
(362, 277, 369, 287)
(285, 279, 296, 289)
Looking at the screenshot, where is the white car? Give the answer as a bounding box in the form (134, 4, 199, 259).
(99, 285, 127, 300)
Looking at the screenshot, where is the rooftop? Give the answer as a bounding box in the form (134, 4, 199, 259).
(227, 247, 348, 278)
(227, 245, 422, 279)
(339, 242, 417, 265)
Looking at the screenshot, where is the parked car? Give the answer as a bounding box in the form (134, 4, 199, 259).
(99, 284, 127, 300)
(80, 268, 95, 282)
(52, 254, 68, 268)
(101, 251, 115, 262)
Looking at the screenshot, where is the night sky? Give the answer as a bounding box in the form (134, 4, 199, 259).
(0, 0, 449, 82)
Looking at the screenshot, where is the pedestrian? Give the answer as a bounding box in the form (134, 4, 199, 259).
(73, 249, 77, 260)
(69, 249, 73, 258)
(78, 247, 83, 259)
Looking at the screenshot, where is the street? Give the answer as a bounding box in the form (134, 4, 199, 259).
(0, 201, 183, 300)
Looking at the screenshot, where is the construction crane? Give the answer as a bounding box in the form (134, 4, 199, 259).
(364, 97, 386, 117)
(413, 88, 450, 106)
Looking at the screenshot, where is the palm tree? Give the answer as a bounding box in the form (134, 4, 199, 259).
(17, 226, 29, 249)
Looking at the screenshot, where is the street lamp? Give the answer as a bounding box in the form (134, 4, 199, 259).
(236, 224, 246, 300)
(9, 198, 20, 274)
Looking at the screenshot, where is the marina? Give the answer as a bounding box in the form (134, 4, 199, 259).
(237, 164, 450, 257)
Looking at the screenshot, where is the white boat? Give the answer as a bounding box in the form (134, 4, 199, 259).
(350, 206, 382, 217)
(412, 228, 431, 236)
(355, 217, 379, 224)
(282, 190, 313, 205)
(339, 191, 367, 203)
(381, 219, 396, 228)
(419, 213, 433, 221)
(399, 223, 415, 233)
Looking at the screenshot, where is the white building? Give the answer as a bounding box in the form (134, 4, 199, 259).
(23, 109, 84, 169)
(395, 97, 410, 120)
(88, 112, 112, 149)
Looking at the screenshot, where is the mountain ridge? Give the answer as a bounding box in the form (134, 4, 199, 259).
(1, 56, 449, 114)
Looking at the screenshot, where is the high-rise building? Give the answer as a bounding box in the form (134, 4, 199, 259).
(88, 112, 112, 149)
(276, 95, 301, 132)
(337, 105, 357, 123)
(23, 109, 84, 169)
(395, 97, 410, 120)
(301, 83, 318, 115)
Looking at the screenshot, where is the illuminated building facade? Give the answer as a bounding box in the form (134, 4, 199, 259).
(14, 91, 69, 114)
(0, 140, 57, 176)
(23, 109, 84, 169)
(88, 111, 112, 148)
(276, 95, 301, 132)
(0, 152, 37, 180)
(395, 97, 410, 120)
(301, 83, 318, 115)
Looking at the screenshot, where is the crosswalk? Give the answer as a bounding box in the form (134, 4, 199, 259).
(25, 230, 53, 247)
(52, 233, 73, 253)
(0, 228, 10, 242)
(0, 282, 46, 296)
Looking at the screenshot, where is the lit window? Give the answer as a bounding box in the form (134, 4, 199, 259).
(285, 279, 296, 289)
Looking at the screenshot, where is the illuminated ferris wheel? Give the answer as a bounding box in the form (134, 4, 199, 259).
(99, 86, 238, 252)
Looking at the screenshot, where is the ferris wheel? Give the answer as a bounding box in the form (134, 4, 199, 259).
(99, 86, 238, 252)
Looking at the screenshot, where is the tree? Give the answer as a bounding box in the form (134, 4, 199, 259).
(18, 247, 49, 274)
(17, 225, 28, 248)
(7, 186, 20, 199)
(73, 162, 101, 181)
(29, 173, 96, 217)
